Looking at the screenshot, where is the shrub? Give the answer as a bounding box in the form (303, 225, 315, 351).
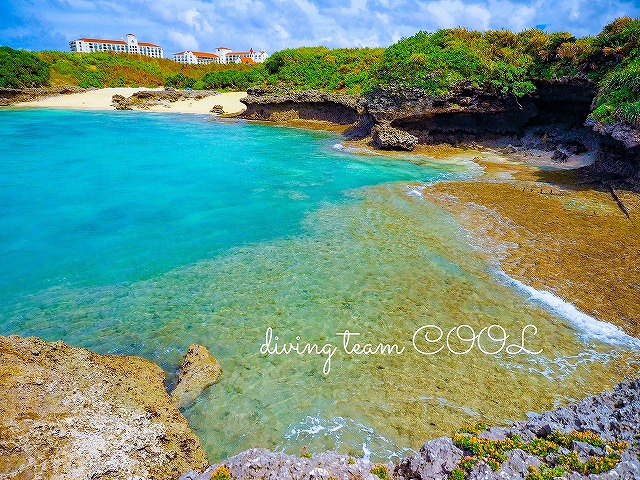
(0, 46, 50, 87)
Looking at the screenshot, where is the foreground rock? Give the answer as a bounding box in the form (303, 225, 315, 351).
(396, 378, 640, 479)
(180, 448, 380, 480)
(180, 378, 640, 480)
(170, 344, 222, 409)
(0, 335, 209, 479)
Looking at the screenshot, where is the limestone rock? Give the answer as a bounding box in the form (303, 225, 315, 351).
(240, 88, 370, 130)
(0, 335, 209, 480)
(0, 86, 86, 106)
(371, 124, 418, 151)
(586, 118, 640, 150)
(111, 94, 128, 109)
(112, 90, 217, 110)
(170, 344, 222, 409)
(395, 437, 463, 479)
(196, 448, 379, 480)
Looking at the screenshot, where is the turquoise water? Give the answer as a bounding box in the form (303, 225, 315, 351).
(1, 109, 638, 462)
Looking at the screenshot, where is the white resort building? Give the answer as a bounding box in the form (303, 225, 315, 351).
(69, 34, 164, 58)
(173, 47, 268, 65)
(172, 51, 220, 65)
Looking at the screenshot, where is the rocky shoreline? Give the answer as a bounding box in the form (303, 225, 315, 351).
(239, 83, 640, 191)
(0, 86, 87, 106)
(0, 334, 637, 479)
(180, 378, 640, 480)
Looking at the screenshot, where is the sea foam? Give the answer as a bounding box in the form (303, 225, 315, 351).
(499, 271, 640, 350)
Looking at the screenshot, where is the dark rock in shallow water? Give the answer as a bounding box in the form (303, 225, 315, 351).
(371, 124, 418, 151)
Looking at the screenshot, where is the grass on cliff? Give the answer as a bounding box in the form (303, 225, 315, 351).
(589, 17, 640, 127)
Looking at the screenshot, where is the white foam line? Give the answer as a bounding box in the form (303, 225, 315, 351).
(499, 271, 640, 350)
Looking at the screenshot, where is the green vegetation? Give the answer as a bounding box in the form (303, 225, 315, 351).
(209, 465, 232, 480)
(0, 46, 50, 88)
(590, 17, 640, 127)
(261, 47, 383, 93)
(449, 425, 628, 480)
(370, 464, 391, 480)
(36, 50, 258, 89)
(1, 17, 638, 127)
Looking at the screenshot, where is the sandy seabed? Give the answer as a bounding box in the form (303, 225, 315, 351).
(15, 87, 247, 115)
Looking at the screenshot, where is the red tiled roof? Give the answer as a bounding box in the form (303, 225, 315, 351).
(217, 46, 231, 50)
(174, 51, 186, 55)
(228, 51, 250, 55)
(240, 57, 256, 64)
(192, 51, 219, 58)
(77, 38, 160, 47)
(79, 38, 126, 44)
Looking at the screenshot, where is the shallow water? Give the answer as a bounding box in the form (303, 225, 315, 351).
(1, 109, 638, 462)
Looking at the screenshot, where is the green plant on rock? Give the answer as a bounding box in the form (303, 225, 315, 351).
(448, 467, 466, 480)
(456, 423, 487, 435)
(526, 465, 568, 480)
(370, 463, 391, 480)
(210, 465, 232, 480)
(452, 425, 627, 478)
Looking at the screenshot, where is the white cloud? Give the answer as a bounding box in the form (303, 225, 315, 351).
(179, 8, 213, 34)
(2, 0, 640, 54)
(167, 30, 199, 51)
(274, 24, 291, 40)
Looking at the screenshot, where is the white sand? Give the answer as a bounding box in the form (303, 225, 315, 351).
(15, 88, 247, 115)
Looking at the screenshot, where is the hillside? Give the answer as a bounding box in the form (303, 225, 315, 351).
(0, 17, 638, 128)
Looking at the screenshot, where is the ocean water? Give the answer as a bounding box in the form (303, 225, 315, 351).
(1, 109, 638, 462)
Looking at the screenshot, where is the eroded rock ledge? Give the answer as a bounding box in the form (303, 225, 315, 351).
(240, 88, 373, 136)
(239, 82, 640, 190)
(0, 335, 209, 479)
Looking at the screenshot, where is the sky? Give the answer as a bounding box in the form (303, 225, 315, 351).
(1, 0, 640, 55)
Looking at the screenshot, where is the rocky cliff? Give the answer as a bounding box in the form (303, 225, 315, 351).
(239, 82, 640, 190)
(0, 335, 209, 479)
(240, 88, 373, 136)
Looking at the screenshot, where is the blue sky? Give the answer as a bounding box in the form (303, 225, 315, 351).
(1, 0, 640, 55)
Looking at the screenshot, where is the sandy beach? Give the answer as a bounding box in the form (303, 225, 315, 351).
(14, 88, 247, 115)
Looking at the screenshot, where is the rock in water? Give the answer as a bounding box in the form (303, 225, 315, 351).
(371, 124, 418, 151)
(0, 335, 209, 479)
(170, 344, 222, 409)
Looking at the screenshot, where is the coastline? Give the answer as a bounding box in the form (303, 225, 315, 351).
(2, 92, 639, 479)
(12, 87, 248, 115)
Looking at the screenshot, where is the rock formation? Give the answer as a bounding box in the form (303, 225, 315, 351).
(182, 378, 640, 480)
(0, 335, 209, 479)
(180, 448, 380, 480)
(110, 90, 217, 110)
(371, 124, 418, 150)
(170, 344, 222, 409)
